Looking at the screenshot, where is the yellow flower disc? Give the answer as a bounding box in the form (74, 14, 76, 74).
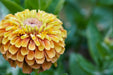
(0, 9, 67, 74)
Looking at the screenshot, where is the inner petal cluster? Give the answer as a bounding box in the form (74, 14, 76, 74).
(23, 18, 42, 28)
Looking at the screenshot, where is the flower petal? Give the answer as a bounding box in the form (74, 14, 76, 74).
(51, 54, 59, 63)
(10, 37, 18, 45)
(38, 39, 44, 51)
(0, 45, 6, 54)
(27, 50, 34, 60)
(21, 38, 30, 47)
(36, 57, 45, 64)
(25, 56, 35, 66)
(30, 34, 40, 46)
(42, 62, 52, 71)
(9, 45, 18, 55)
(8, 34, 17, 40)
(11, 53, 17, 60)
(59, 47, 65, 54)
(49, 35, 59, 43)
(50, 41, 54, 48)
(46, 48, 55, 58)
(2, 37, 9, 44)
(44, 40, 50, 50)
(54, 43, 62, 53)
(17, 51, 24, 62)
(45, 54, 51, 62)
(30, 62, 40, 69)
(15, 38, 22, 48)
(8, 59, 16, 68)
(6, 51, 12, 58)
(35, 48, 44, 59)
(16, 61, 23, 68)
(4, 42, 10, 52)
(22, 62, 32, 74)
(21, 47, 29, 55)
(28, 40, 35, 51)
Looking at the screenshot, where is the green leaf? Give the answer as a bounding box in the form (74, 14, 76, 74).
(1, 0, 24, 14)
(40, 0, 52, 10)
(62, 73, 68, 75)
(86, 21, 102, 65)
(11, 0, 21, 5)
(76, 54, 96, 74)
(24, 0, 52, 11)
(47, 0, 65, 14)
(0, 2, 9, 21)
(54, 0, 65, 14)
(39, 70, 54, 75)
(99, 0, 113, 6)
(69, 53, 87, 75)
(97, 42, 111, 61)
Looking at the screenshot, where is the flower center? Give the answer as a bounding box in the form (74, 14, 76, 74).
(23, 18, 42, 28)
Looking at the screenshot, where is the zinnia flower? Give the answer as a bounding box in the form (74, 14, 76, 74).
(0, 9, 67, 73)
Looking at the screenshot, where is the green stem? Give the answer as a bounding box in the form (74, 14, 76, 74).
(111, 11, 113, 38)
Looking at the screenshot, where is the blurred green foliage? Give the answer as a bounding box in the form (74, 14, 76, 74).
(0, 0, 113, 75)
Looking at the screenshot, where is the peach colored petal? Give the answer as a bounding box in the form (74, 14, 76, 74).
(4, 42, 10, 51)
(16, 61, 23, 68)
(0, 30, 5, 37)
(10, 37, 18, 45)
(38, 39, 44, 51)
(8, 34, 17, 40)
(2, 37, 9, 44)
(22, 62, 32, 74)
(0, 45, 6, 54)
(42, 62, 52, 71)
(44, 40, 50, 50)
(45, 54, 51, 62)
(50, 41, 54, 48)
(30, 34, 40, 46)
(3, 54, 8, 60)
(17, 51, 24, 62)
(11, 53, 17, 60)
(9, 45, 18, 55)
(59, 41, 65, 47)
(54, 43, 62, 53)
(61, 29, 67, 38)
(34, 38, 40, 46)
(49, 35, 59, 43)
(30, 62, 40, 69)
(21, 38, 30, 47)
(36, 57, 45, 64)
(27, 51, 34, 60)
(15, 38, 22, 48)
(0, 38, 2, 44)
(45, 35, 51, 41)
(59, 47, 65, 54)
(28, 40, 35, 51)
(8, 59, 16, 68)
(35, 48, 44, 59)
(21, 47, 29, 55)
(51, 55, 58, 63)
(25, 56, 35, 66)
(46, 48, 55, 58)
(6, 51, 12, 58)
(4, 31, 12, 37)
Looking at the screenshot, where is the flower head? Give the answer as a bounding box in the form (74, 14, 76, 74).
(0, 9, 67, 73)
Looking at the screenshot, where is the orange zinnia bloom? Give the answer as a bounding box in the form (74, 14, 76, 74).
(0, 9, 67, 74)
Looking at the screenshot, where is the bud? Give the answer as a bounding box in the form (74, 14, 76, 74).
(104, 37, 113, 49)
